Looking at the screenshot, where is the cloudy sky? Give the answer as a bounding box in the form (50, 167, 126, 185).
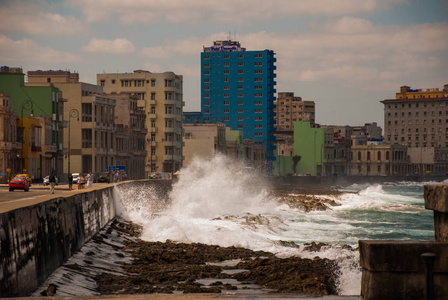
(1, 0, 447, 126)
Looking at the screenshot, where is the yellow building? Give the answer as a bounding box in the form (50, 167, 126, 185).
(97, 70, 184, 175)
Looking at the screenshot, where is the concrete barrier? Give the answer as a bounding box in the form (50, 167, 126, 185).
(0, 185, 117, 297)
(360, 182, 448, 299)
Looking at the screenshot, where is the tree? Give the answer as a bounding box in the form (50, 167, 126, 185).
(292, 155, 301, 174)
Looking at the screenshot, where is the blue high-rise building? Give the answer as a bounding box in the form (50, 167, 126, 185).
(196, 40, 277, 168)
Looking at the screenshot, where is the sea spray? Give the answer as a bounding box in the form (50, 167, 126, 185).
(114, 157, 434, 296)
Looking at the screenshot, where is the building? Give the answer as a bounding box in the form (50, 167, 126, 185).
(382, 85, 448, 175)
(275, 92, 315, 131)
(97, 70, 184, 176)
(0, 93, 20, 177)
(292, 122, 324, 176)
(200, 40, 277, 172)
(106, 94, 147, 179)
(183, 123, 226, 167)
(27, 70, 117, 177)
(0, 67, 64, 179)
(350, 142, 408, 176)
(382, 85, 448, 148)
(321, 125, 352, 176)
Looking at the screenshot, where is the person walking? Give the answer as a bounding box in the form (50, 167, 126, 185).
(68, 173, 73, 191)
(87, 171, 93, 188)
(49, 172, 56, 194)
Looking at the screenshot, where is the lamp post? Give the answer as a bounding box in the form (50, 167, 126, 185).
(68, 108, 79, 176)
(21, 100, 34, 173)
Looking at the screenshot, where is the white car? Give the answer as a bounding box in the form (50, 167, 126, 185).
(43, 175, 58, 186)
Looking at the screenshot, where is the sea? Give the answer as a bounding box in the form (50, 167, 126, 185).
(33, 156, 438, 297)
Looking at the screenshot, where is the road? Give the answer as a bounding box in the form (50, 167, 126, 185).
(0, 182, 113, 213)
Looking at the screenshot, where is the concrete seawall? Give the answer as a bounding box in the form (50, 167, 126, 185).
(0, 185, 118, 297)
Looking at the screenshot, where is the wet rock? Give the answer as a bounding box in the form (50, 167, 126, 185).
(40, 283, 58, 296)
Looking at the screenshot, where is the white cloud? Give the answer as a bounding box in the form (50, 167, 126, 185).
(68, 0, 407, 24)
(0, 34, 81, 63)
(0, 0, 88, 36)
(82, 38, 136, 54)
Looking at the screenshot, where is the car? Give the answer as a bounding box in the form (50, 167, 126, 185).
(9, 176, 30, 192)
(97, 172, 110, 183)
(72, 173, 80, 183)
(15, 174, 32, 186)
(43, 175, 59, 186)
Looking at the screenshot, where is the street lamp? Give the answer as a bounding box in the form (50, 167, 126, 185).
(68, 108, 79, 175)
(20, 100, 34, 173)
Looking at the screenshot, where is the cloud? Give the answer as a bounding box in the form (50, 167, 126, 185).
(0, 34, 81, 63)
(68, 0, 407, 24)
(137, 19, 447, 92)
(0, 0, 88, 36)
(82, 38, 136, 54)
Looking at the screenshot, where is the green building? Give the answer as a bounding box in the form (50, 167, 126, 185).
(275, 121, 325, 176)
(0, 67, 64, 179)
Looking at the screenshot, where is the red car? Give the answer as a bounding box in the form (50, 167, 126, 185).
(9, 176, 30, 192)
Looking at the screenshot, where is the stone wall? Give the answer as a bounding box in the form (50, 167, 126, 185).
(0, 187, 117, 297)
(360, 182, 448, 299)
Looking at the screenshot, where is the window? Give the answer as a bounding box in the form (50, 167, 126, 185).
(204, 55, 210, 59)
(238, 93, 244, 98)
(100, 80, 105, 86)
(238, 101, 243, 105)
(223, 78, 229, 82)
(238, 62, 244, 66)
(255, 78, 263, 82)
(204, 71, 210, 75)
(224, 101, 230, 105)
(224, 109, 230, 113)
(238, 109, 243, 113)
(223, 70, 229, 74)
(224, 117, 229, 121)
(223, 86, 229, 90)
(377, 152, 381, 160)
(224, 55, 229, 59)
(238, 125, 243, 129)
(238, 85, 243, 90)
(204, 63, 210, 68)
(238, 54, 244, 58)
(255, 70, 263, 74)
(224, 93, 230, 98)
(238, 117, 243, 121)
(255, 116, 263, 121)
(204, 102, 210, 106)
(238, 70, 244, 74)
(224, 63, 229, 67)
(151, 92, 156, 100)
(151, 79, 156, 87)
(254, 62, 263, 66)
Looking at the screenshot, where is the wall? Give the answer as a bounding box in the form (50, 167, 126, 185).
(0, 186, 117, 297)
(359, 182, 448, 300)
(293, 122, 324, 176)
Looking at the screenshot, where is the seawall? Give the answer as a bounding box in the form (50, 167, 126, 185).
(359, 182, 448, 299)
(0, 184, 120, 297)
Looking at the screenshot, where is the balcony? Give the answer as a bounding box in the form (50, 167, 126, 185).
(42, 144, 57, 153)
(164, 99, 176, 106)
(151, 127, 158, 133)
(150, 100, 157, 105)
(163, 154, 182, 162)
(150, 113, 157, 119)
(151, 141, 157, 147)
(164, 127, 175, 133)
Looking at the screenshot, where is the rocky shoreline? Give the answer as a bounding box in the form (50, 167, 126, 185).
(39, 186, 354, 297)
(94, 220, 339, 296)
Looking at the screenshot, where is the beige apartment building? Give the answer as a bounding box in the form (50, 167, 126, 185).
(275, 92, 315, 131)
(382, 85, 448, 148)
(27, 70, 118, 177)
(97, 70, 184, 175)
(183, 123, 226, 167)
(382, 85, 448, 175)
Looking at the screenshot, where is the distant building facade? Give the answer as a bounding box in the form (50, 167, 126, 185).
(0, 93, 20, 176)
(382, 85, 448, 148)
(27, 70, 117, 177)
(183, 123, 226, 167)
(275, 92, 315, 131)
(98, 70, 184, 176)
(0, 67, 65, 179)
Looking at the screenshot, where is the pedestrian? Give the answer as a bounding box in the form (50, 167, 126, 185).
(68, 173, 73, 191)
(114, 171, 120, 183)
(87, 171, 93, 188)
(78, 173, 82, 190)
(49, 172, 56, 194)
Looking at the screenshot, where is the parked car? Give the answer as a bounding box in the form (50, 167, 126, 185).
(15, 173, 32, 186)
(43, 175, 59, 186)
(97, 172, 110, 183)
(72, 173, 80, 183)
(9, 176, 30, 192)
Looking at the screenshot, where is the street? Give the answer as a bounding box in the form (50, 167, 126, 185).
(0, 182, 113, 213)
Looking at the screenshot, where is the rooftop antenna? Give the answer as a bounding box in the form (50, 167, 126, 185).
(228, 31, 231, 40)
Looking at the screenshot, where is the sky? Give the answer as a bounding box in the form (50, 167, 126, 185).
(1, 0, 447, 127)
